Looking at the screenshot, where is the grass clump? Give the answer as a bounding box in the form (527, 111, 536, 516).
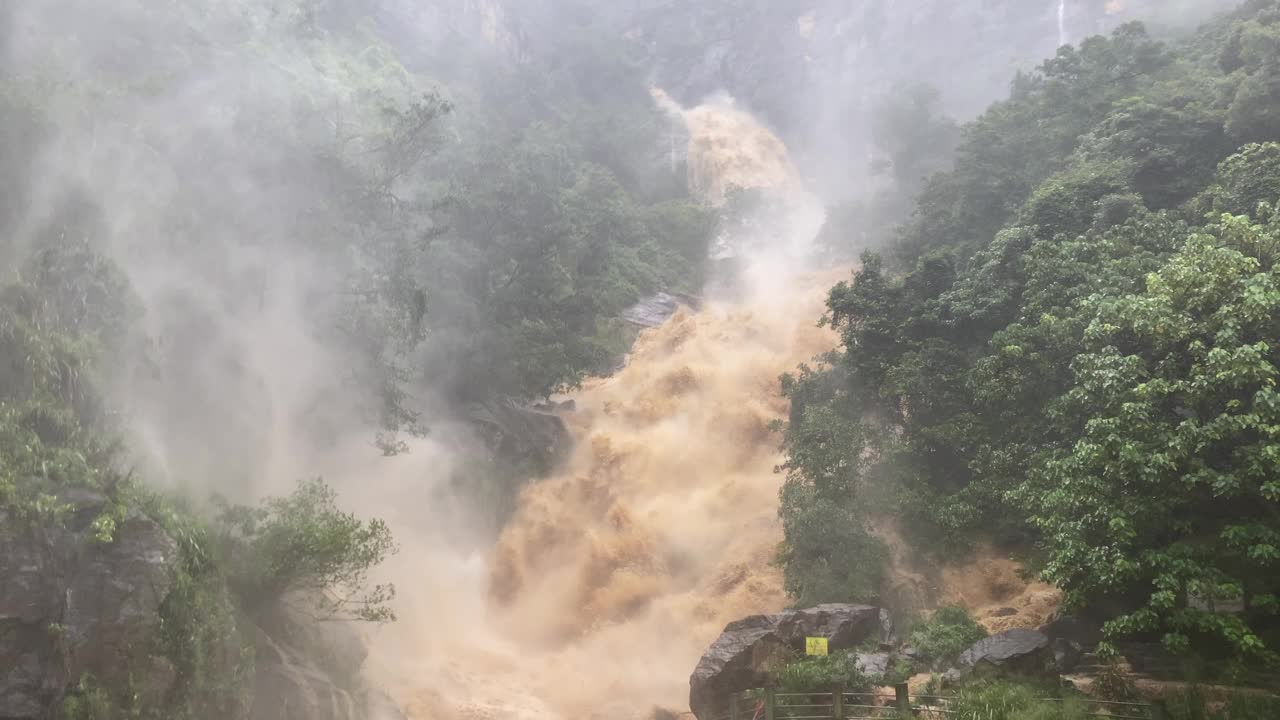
(951, 682, 1087, 720)
(777, 650, 872, 693)
(908, 606, 988, 667)
(1165, 686, 1280, 720)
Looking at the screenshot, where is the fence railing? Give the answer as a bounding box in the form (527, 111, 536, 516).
(703, 684, 1168, 720)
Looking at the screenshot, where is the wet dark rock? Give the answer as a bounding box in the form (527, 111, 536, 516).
(1038, 615, 1103, 647)
(249, 595, 412, 720)
(689, 604, 883, 719)
(944, 629, 1054, 683)
(0, 489, 406, 720)
(621, 291, 699, 328)
(855, 652, 892, 678)
(251, 639, 406, 720)
(464, 397, 570, 473)
(252, 629, 355, 720)
(877, 608, 896, 646)
(257, 598, 368, 689)
(0, 498, 179, 719)
(989, 607, 1018, 618)
(1051, 637, 1083, 674)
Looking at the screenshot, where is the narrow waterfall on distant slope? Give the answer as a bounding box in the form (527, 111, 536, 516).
(1058, 0, 1069, 47)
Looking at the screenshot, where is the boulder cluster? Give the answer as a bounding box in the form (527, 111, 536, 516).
(690, 604, 1091, 720)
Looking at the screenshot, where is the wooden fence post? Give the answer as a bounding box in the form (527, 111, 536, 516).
(895, 682, 910, 717)
(764, 687, 776, 720)
(833, 685, 844, 720)
(729, 693, 739, 720)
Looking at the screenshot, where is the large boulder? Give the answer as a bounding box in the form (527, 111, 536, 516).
(621, 292, 699, 328)
(1038, 615, 1103, 674)
(464, 398, 570, 474)
(1037, 615, 1103, 648)
(689, 604, 886, 719)
(854, 652, 892, 678)
(944, 629, 1055, 683)
(0, 494, 179, 718)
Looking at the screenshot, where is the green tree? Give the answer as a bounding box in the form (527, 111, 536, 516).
(774, 364, 887, 606)
(216, 478, 399, 623)
(777, 2, 1280, 664)
(1202, 142, 1280, 216)
(1021, 215, 1280, 661)
(1225, 11, 1280, 142)
(907, 606, 989, 667)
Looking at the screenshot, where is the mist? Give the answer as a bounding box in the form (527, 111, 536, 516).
(0, 0, 1234, 496)
(0, 1, 1259, 720)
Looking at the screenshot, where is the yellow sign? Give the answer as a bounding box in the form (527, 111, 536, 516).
(805, 637, 828, 656)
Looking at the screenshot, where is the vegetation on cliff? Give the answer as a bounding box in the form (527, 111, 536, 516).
(777, 1, 1280, 672)
(0, 1, 716, 717)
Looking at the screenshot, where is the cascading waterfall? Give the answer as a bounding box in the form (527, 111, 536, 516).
(365, 90, 836, 720)
(361, 82, 1058, 720)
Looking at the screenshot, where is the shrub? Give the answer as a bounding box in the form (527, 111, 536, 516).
(1166, 686, 1280, 720)
(1092, 657, 1138, 702)
(59, 677, 116, 720)
(908, 606, 988, 667)
(951, 682, 1087, 720)
(216, 477, 398, 622)
(145, 490, 254, 720)
(777, 650, 872, 693)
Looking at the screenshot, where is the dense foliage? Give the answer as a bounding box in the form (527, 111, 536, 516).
(1, 0, 719, 715)
(0, 237, 132, 519)
(774, 650, 872, 694)
(949, 682, 1089, 720)
(906, 606, 989, 668)
(945, 680, 1280, 720)
(215, 477, 398, 622)
(0, 231, 395, 716)
(1, 0, 717, 467)
(778, 2, 1280, 667)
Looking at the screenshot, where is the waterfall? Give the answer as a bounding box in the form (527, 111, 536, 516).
(1058, 0, 1068, 47)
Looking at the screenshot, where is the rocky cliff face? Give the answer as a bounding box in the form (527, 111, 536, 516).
(0, 491, 398, 720)
(0, 492, 180, 718)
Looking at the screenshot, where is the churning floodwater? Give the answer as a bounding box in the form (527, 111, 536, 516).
(363, 92, 838, 720)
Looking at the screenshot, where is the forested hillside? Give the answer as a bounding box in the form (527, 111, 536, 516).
(777, 0, 1280, 674)
(0, 0, 724, 518)
(6, 0, 1280, 718)
(0, 1, 713, 716)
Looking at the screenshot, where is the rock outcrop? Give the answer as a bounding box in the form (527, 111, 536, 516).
(249, 598, 405, 720)
(0, 492, 179, 718)
(621, 292, 699, 328)
(944, 629, 1055, 682)
(854, 652, 892, 677)
(252, 629, 368, 720)
(1, 491, 405, 720)
(689, 604, 888, 718)
(465, 398, 571, 474)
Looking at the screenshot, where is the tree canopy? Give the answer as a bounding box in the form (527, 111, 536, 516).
(777, 3, 1280, 669)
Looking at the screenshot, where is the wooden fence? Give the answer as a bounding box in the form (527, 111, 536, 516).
(700, 684, 1166, 720)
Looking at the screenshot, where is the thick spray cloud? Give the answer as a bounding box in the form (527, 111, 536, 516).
(1, 0, 460, 504)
